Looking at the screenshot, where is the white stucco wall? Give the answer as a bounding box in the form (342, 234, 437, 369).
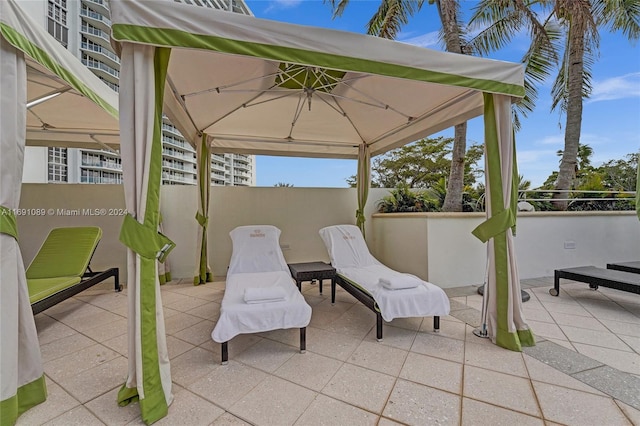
(17, 184, 640, 289)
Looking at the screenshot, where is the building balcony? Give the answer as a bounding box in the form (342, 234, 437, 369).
(80, 41, 120, 69)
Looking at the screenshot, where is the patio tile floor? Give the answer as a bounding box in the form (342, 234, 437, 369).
(16, 276, 640, 425)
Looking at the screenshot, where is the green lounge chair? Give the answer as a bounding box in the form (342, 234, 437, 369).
(26, 227, 120, 315)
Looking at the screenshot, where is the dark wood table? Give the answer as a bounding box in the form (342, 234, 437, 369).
(288, 261, 336, 294)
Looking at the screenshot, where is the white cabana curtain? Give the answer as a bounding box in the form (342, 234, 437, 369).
(356, 144, 371, 239)
(0, 37, 47, 425)
(116, 44, 175, 424)
(473, 93, 535, 351)
(194, 135, 213, 284)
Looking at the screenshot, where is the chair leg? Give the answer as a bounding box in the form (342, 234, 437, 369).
(376, 313, 383, 342)
(300, 328, 306, 353)
(221, 342, 228, 365)
(433, 316, 440, 332)
(331, 279, 336, 305)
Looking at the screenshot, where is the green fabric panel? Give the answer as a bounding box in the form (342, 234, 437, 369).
(275, 63, 345, 92)
(26, 227, 101, 279)
(0, 24, 118, 118)
(27, 276, 82, 304)
(195, 134, 212, 285)
(111, 24, 525, 98)
(483, 93, 519, 352)
(517, 328, 536, 347)
(0, 206, 18, 239)
(0, 374, 47, 425)
(471, 209, 515, 243)
(117, 383, 139, 406)
(119, 214, 175, 262)
(510, 131, 519, 236)
(138, 47, 172, 425)
(356, 145, 370, 239)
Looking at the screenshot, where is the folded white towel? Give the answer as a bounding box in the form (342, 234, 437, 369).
(244, 287, 287, 304)
(379, 275, 421, 290)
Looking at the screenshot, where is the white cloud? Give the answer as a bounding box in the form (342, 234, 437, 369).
(399, 31, 440, 49)
(538, 134, 563, 145)
(264, 0, 303, 13)
(588, 72, 640, 103)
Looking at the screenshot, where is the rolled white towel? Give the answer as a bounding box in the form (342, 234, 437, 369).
(379, 275, 421, 290)
(244, 287, 287, 304)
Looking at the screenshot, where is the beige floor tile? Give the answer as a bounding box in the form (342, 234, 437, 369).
(572, 343, 640, 375)
(464, 340, 528, 377)
(185, 301, 221, 320)
(523, 355, 606, 396)
(377, 418, 405, 426)
(163, 311, 205, 335)
(188, 361, 268, 409)
(348, 341, 408, 376)
(522, 308, 556, 323)
(16, 378, 80, 426)
(411, 332, 465, 363)
(63, 310, 124, 333)
(382, 379, 460, 426)
(164, 294, 211, 313)
(461, 398, 544, 426)
(170, 347, 220, 387)
(154, 387, 225, 426)
(42, 405, 103, 425)
(257, 328, 304, 348)
(548, 311, 607, 331)
(172, 319, 216, 346)
(201, 333, 263, 361)
(165, 335, 196, 359)
(79, 317, 128, 343)
(305, 327, 360, 361)
(34, 314, 77, 345)
(322, 363, 395, 413)
(54, 356, 128, 403)
(102, 332, 128, 357)
(211, 412, 252, 425)
(546, 338, 576, 351)
(619, 334, 640, 353)
(386, 316, 424, 331)
(44, 343, 121, 381)
(540, 301, 592, 317)
(559, 325, 630, 351)
(600, 318, 640, 338)
(533, 381, 631, 425)
(463, 365, 540, 416)
(84, 386, 141, 425)
(234, 339, 297, 373)
(229, 376, 316, 426)
(365, 325, 417, 350)
(274, 351, 342, 391)
(526, 320, 567, 341)
(321, 305, 376, 339)
(40, 333, 95, 363)
(295, 394, 379, 426)
(616, 400, 640, 425)
(580, 300, 640, 323)
(400, 352, 462, 394)
(420, 317, 467, 341)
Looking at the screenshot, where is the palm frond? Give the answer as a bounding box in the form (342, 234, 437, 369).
(367, 0, 424, 39)
(593, 0, 640, 40)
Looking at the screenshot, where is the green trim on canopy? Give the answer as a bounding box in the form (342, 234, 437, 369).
(194, 134, 213, 285)
(0, 375, 47, 425)
(482, 93, 534, 352)
(0, 23, 117, 119)
(111, 24, 525, 98)
(0, 206, 18, 239)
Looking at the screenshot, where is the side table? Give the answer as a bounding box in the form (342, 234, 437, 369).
(288, 261, 336, 294)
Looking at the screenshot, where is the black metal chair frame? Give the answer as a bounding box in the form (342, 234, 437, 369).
(551, 266, 640, 297)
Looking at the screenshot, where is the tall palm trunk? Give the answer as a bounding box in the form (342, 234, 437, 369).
(436, 0, 467, 212)
(553, 13, 586, 210)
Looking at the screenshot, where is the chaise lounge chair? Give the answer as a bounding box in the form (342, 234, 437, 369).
(319, 224, 450, 341)
(211, 225, 312, 364)
(551, 265, 640, 296)
(27, 226, 121, 315)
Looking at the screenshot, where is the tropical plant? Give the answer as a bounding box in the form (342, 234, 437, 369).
(326, 0, 473, 212)
(274, 182, 294, 187)
(470, 0, 640, 210)
(376, 183, 441, 212)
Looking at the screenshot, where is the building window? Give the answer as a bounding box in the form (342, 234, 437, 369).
(47, 0, 68, 46)
(48, 147, 68, 182)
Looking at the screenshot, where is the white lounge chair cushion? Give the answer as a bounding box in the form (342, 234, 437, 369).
(227, 226, 290, 274)
(320, 224, 450, 322)
(212, 271, 311, 343)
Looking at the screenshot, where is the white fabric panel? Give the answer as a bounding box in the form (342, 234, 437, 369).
(320, 225, 450, 322)
(119, 43, 172, 405)
(227, 225, 290, 275)
(1, 0, 119, 149)
(212, 271, 311, 342)
(0, 35, 44, 403)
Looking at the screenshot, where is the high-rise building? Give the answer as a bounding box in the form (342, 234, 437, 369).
(22, 0, 255, 187)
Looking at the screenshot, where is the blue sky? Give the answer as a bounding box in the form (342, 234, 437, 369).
(246, 0, 640, 188)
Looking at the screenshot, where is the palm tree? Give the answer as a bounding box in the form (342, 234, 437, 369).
(470, 0, 640, 210)
(326, 0, 471, 212)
